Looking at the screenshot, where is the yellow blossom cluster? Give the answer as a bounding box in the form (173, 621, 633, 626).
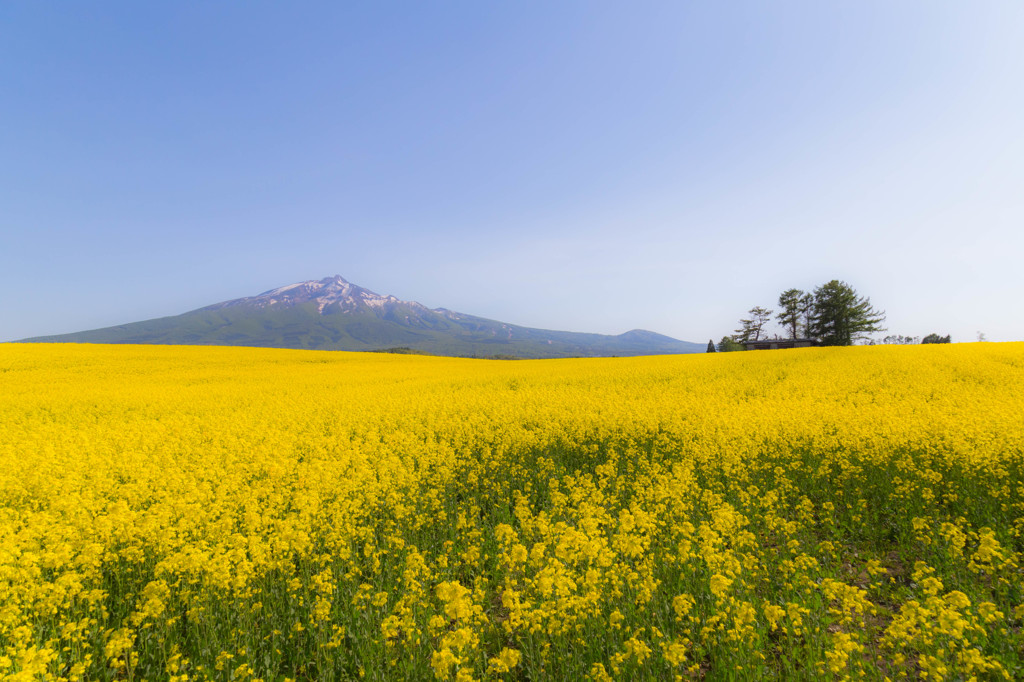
(1, 342, 1022, 680)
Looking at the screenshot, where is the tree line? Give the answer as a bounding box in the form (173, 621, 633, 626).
(708, 280, 952, 352)
(712, 280, 887, 351)
(869, 333, 951, 346)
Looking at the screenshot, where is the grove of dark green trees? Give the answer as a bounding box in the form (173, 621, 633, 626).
(732, 280, 886, 347)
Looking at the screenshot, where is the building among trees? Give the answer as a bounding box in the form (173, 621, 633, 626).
(744, 338, 815, 351)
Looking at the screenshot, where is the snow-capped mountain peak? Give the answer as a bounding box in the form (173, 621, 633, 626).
(205, 275, 424, 315)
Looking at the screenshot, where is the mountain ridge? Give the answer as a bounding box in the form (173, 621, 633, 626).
(18, 275, 704, 358)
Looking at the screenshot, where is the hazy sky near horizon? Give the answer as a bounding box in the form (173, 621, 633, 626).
(3, 2, 1023, 344)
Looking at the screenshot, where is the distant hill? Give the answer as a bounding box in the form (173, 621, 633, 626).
(19, 275, 704, 358)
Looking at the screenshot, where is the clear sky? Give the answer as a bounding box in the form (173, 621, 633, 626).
(3, 2, 1023, 344)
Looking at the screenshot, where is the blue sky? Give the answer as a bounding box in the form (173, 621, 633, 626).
(3, 2, 1022, 344)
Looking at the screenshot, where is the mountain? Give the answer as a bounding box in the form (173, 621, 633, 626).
(18, 275, 704, 358)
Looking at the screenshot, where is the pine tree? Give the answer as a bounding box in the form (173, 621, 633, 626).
(776, 289, 805, 340)
(809, 280, 885, 346)
(799, 292, 815, 338)
(706, 339, 717, 353)
(734, 306, 773, 343)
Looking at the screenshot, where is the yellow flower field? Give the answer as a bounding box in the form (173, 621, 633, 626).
(1, 342, 1022, 681)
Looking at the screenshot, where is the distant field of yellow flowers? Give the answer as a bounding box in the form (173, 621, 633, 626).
(1, 343, 1023, 681)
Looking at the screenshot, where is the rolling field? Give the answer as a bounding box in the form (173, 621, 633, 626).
(1, 343, 1022, 681)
